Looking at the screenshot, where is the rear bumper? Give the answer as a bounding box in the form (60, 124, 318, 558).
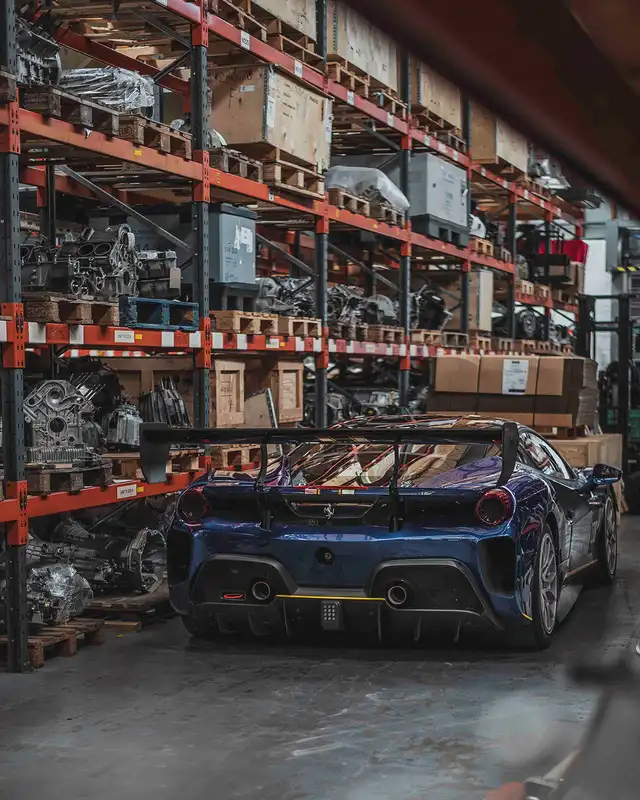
(174, 554, 505, 637)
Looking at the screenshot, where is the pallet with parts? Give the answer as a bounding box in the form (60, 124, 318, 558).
(20, 85, 119, 136)
(211, 444, 261, 470)
(469, 237, 494, 257)
(119, 297, 199, 331)
(327, 188, 371, 216)
(209, 147, 264, 182)
(211, 310, 279, 335)
(326, 57, 370, 98)
(119, 114, 192, 160)
(370, 203, 405, 227)
(265, 18, 324, 69)
(367, 325, 405, 344)
(26, 461, 113, 496)
(24, 293, 119, 326)
(277, 316, 322, 337)
(85, 585, 173, 632)
(0, 617, 105, 669)
(441, 331, 469, 348)
(369, 87, 408, 120)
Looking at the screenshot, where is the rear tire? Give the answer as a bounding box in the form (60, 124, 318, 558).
(512, 525, 559, 650)
(594, 492, 618, 585)
(181, 614, 220, 640)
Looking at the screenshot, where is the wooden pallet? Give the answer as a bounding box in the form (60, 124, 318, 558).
(326, 58, 370, 97)
(263, 158, 324, 199)
(277, 316, 322, 337)
(498, 247, 512, 263)
(20, 86, 119, 136)
(26, 461, 113, 495)
(266, 19, 324, 69)
(367, 325, 405, 344)
(0, 617, 104, 669)
(208, 0, 268, 40)
(85, 584, 173, 632)
(119, 114, 192, 160)
(491, 337, 517, 353)
(24, 293, 119, 325)
(552, 287, 579, 305)
(211, 310, 279, 335)
(409, 329, 442, 345)
(106, 449, 202, 480)
(209, 148, 264, 182)
(211, 444, 261, 470)
(370, 88, 408, 120)
(517, 279, 535, 298)
(327, 188, 370, 216)
(370, 203, 405, 227)
(410, 103, 459, 134)
(534, 283, 552, 302)
(476, 155, 527, 180)
(441, 331, 469, 348)
(469, 237, 494, 257)
(329, 322, 356, 340)
(119, 296, 199, 331)
(468, 333, 492, 351)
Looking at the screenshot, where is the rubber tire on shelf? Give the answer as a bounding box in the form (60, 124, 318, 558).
(181, 614, 221, 640)
(592, 492, 618, 585)
(513, 525, 559, 650)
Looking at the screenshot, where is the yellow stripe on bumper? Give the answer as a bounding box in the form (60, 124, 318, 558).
(276, 594, 385, 602)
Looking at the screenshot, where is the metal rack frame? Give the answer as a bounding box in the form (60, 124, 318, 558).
(0, 0, 584, 670)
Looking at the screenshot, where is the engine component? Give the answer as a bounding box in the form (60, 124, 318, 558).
(103, 404, 142, 449)
(24, 379, 103, 468)
(17, 18, 61, 86)
(516, 308, 538, 340)
(25, 565, 93, 626)
(411, 286, 452, 330)
(139, 379, 191, 427)
(30, 519, 166, 595)
(20, 226, 139, 299)
(137, 250, 180, 298)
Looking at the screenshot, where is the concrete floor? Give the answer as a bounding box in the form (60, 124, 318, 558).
(1, 521, 639, 800)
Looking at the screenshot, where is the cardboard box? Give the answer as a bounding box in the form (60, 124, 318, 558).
(433, 354, 480, 393)
(470, 103, 528, 174)
(327, 1, 398, 92)
(534, 357, 598, 428)
(411, 60, 462, 130)
(478, 356, 539, 396)
(251, 0, 316, 39)
(208, 66, 332, 171)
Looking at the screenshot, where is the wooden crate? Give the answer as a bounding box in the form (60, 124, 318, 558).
(327, 1, 398, 93)
(246, 358, 304, 423)
(411, 59, 462, 131)
(470, 103, 529, 175)
(212, 359, 246, 427)
(208, 65, 332, 171)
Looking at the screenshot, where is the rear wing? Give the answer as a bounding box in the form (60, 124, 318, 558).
(140, 421, 519, 487)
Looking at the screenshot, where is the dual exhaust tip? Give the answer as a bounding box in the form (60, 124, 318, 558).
(246, 581, 410, 607)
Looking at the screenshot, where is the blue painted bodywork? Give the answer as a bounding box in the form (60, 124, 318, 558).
(166, 416, 608, 636)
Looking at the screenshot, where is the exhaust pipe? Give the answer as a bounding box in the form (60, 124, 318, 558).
(386, 584, 409, 608)
(251, 580, 272, 602)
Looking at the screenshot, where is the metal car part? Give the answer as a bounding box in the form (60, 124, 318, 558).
(24, 565, 93, 626)
(102, 404, 142, 449)
(16, 18, 61, 86)
(23, 379, 102, 468)
(29, 519, 166, 595)
(139, 379, 191, 428)
(137, 249, 180, 298)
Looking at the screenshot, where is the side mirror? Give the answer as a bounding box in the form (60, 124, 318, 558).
(585, 463, 623, 487)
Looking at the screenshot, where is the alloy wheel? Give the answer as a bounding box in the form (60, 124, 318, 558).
(539, 531, 558, 635)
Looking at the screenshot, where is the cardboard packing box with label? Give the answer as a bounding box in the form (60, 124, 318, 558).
(534, 356, 597, 428)
(476, 355, 539, 425)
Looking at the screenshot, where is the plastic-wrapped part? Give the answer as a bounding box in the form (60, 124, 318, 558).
(325, 166, 410, 212)
(170, 118, 227, 150)
(26, 565, 93, 626)
(58, 68, 155, 112)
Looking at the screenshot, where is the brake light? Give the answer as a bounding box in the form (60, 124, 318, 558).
(177, 487, 210, 524)
(475, 488, 514, 527)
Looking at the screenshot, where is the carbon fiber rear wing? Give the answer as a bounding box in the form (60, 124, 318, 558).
(140, 421, 519, 487)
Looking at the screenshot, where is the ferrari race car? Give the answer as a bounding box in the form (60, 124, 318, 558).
(141, 415, 621, 649)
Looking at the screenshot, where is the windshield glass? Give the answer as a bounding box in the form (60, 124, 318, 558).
(288, 442, 499, 488)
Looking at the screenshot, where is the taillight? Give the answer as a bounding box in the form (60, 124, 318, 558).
(475, 488, 514, 527)
(177, 487, 210, 524)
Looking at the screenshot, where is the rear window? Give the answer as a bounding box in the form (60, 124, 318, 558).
(288, 442, 499, 488)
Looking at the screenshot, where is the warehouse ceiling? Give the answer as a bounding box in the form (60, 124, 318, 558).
(344, 0, 640, 220)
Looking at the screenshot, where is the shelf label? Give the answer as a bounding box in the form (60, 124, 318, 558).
(268, 191, 275, 201)
(347, 90, 355, 106)
(116, 483, 138, 500)
(294, 60, 303, 78)
(114, 329, 135, 344)
(240, 31, 251, 50)
(386, 112, 393, 127)
(266, 337, 280, 349)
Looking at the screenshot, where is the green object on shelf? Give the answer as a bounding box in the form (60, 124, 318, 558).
(608, 408, 640, 442)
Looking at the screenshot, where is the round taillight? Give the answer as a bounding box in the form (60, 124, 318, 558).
(177, 488, 210, 524)
(475, 488, 514, 527)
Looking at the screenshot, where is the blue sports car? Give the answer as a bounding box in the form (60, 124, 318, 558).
(141, 415, 621, 649)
